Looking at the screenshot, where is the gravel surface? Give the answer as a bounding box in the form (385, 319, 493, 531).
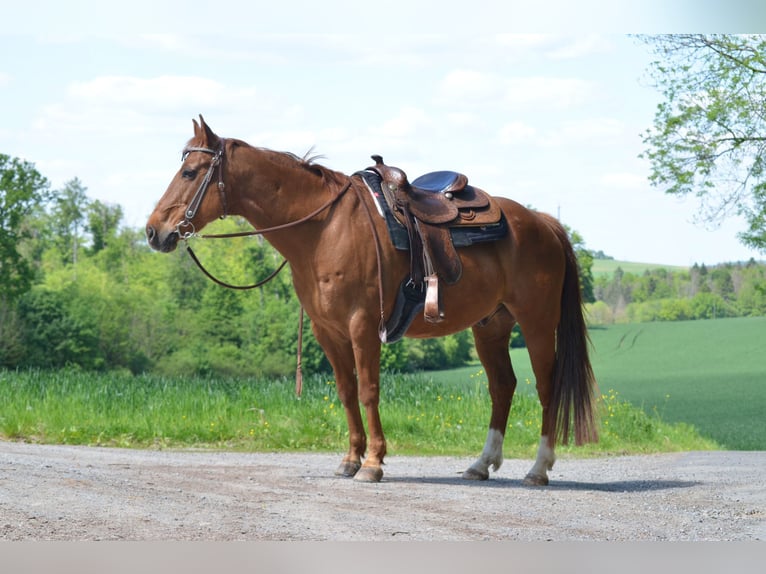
(1, 442, 764, 541)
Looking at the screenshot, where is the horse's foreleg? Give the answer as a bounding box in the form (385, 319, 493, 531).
(312, 326, 366, 477)
(464, 311, 517, 480)
(523, 327, 557, 486)
(351, 331, 386, 482)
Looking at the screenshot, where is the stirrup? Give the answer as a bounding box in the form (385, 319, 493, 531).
(423, 275, 444, 323)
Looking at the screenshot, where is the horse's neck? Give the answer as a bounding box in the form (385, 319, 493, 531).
(232, 149, 345, 260)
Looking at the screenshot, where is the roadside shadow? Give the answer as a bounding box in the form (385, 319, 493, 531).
(383, 475, 701, 493)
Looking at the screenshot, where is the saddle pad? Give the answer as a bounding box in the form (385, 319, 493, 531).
(356, 170, 508, 250)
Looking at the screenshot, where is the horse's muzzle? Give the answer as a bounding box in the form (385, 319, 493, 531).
(145, 224, 179, 253)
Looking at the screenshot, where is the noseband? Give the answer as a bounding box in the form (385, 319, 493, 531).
(176, 139, 227, 239)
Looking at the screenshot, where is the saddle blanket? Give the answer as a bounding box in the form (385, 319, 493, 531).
(356, 169, 508, 251)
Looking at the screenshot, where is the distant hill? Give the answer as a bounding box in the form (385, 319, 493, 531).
(592, 258, 688, 278)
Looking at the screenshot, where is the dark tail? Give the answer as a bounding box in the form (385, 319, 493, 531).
(546, 221, 599, 446)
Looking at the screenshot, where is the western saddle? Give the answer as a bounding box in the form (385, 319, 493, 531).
(367, 155, 503, 325)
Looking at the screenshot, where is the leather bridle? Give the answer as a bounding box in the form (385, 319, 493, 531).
(173, 139, 355, 292)
(176, 139, 227, 239)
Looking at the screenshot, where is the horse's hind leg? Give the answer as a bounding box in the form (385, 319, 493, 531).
(522, 326, 558, 486)
(463, 307, 517, 480)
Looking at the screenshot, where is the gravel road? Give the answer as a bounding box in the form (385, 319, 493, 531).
(1, 442, 764, 541)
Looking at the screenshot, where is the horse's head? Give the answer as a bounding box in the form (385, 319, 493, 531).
(146, 115, 227, 252)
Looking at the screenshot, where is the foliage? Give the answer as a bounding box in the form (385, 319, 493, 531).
(0, 368, 716, 456)
(638, 34, 766, 251)
(589, 259, 766, 323)
(3, 152, 761, 378)
(565, 225, 595, 303)
(1, 152, 602, 375)
(0, 154, 50, 302)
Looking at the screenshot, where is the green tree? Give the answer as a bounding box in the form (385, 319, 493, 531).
(0, 154, 50, 302)
(87, 200, 123, 254)
(52, 177, 89, 269)
(17, 288, 100, 369)
(565, 226, 595, 303)
(638, 34, 766, 251)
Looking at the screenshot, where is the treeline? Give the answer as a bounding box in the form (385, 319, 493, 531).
(3, 154, 764, 375)
(587, 260, 766, 324)
(0, 155, 472, 375)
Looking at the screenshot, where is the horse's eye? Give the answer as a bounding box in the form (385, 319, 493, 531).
(182, 169, 197, 180)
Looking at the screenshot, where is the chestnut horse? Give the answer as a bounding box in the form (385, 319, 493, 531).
(146, 116, 598, 484)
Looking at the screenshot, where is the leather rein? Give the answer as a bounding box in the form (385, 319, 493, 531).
(176, 141, 352, 290)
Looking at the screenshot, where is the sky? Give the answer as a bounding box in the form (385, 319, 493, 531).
(2, 2, 765, 267)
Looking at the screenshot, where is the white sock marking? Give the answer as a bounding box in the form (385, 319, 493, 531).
(468, 428, 504, 475)
(528, 435, 556, 479)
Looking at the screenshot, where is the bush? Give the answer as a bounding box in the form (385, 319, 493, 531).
(17, 288, 101, 369)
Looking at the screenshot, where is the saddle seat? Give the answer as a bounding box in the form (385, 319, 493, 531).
(367, 155, 504, 325)
(370, 155, 501, 226)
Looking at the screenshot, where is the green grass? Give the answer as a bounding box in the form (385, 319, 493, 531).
(7, 318, 756, 456)
(506, 316, 765, 450)
(0, 363, 715, 458)
(592, 258, 687, 278)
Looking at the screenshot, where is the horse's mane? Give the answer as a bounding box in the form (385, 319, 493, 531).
(265, 145, 348, 188)
(183, 135, 348, 189)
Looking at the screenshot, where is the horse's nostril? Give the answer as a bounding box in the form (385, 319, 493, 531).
(146, 225, 156, 243)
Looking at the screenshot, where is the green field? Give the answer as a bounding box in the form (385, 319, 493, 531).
(592, 258, 688, 278)
(492, 316, 764, 450)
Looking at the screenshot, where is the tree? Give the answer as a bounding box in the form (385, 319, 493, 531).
(87, 200, 123, 254)
(638, 34, 766, 251)
(52, 177, 89, 269)
(0, 154, 50, 302)
(565, 226, 595, 303)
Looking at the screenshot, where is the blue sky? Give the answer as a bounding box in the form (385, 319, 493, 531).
(2, 3, 765, 266)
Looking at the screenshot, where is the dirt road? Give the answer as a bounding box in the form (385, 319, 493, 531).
(1, 442, 764, 541)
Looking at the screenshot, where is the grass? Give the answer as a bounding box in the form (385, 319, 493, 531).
(0, 364, 716, 458)
(504, 316, 765, 450)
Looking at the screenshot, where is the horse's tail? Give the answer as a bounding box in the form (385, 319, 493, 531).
(545, 219, 599, 446)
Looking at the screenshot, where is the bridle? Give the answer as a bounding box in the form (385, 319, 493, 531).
(175, 140, 227, 240)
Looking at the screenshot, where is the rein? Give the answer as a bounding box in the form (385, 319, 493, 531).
(176, 141, 355, 396)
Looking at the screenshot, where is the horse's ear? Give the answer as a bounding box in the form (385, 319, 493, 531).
(197, 114, 219, 147)
(192, 117, 201, 137)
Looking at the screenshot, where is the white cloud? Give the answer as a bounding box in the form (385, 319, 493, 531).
(439, 70, 593, 111)
(498, 117, 624, 148)
(30, 74, 292, 141)
(504, 77, 592, 109)
(546, 117, 624, 145)
(599, 172, 648, 190)
(68, 75, 259, 112)
(546, 35, 614, 59)
(493, 34, 553, 49)
(371, 107, 431, 139)
(497, 121, 538, 145)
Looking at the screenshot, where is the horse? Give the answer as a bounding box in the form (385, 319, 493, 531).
(146, 116, 598, 484)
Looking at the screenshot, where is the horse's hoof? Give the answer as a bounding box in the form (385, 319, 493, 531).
(353, 465, 383, 483)
(522, 472, 549, 486)
(462, 467, 489, 481)
(335, 461, 361, 478)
